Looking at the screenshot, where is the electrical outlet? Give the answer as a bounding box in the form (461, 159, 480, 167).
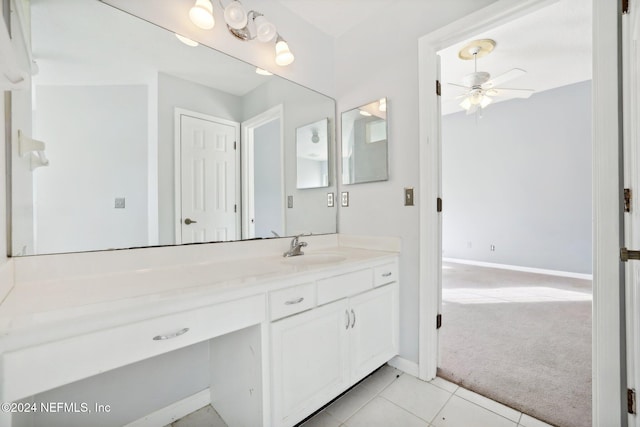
(287, 195, 293, 209)
(404, 188, 414, 206)
(341, 192, 349, 207)
(490, 244, 496, 251)
(114, 197, 125, 209)
(327, 192, 334, 207)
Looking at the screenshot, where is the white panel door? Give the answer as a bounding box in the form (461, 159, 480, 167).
(271, 299, 350, 427)
(349, 283, 399, 382)
(180, 114, 238, 243)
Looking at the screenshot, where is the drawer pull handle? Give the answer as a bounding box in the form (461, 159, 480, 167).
(153, 327, 189, 341)
(350, 309, 356, 328)
(345, 310, 350, 329)
(382, 272, 393, 277)
(285, 297, 304, 305)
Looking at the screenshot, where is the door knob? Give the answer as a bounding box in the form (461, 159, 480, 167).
(184, 218, 197, 225)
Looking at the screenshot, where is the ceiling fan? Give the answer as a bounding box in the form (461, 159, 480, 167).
(450, 39, 534, 115)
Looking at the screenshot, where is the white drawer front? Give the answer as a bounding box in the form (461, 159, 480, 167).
(317, 269, 372, 305)
(1, 294, 265, 402)
(373, 262, 399, 287)
(270, 282, 316, 321)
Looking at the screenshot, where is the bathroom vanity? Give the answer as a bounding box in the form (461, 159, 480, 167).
(0, 235, 399, 427)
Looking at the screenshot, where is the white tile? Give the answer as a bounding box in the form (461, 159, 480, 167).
(344, 397, 428, 427)
(429, 376, 459, 393)
(454, 387, 520, 422)
(380, 373, 452, 422)
(325, 383, 378, 422)
(519, 413, 555, 427)
(169, 405, 227, 427)
(300, 410, 343, 427)
(359, 365, 403, 394)
(432, 396, 517, 427)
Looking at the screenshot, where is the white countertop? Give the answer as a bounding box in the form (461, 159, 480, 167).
(0, 239, 399, 351)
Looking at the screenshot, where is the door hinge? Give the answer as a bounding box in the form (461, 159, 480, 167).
(628, 388, 636, 414)
(436, 80, 441, 97)
(436, 314, 442, 329)
(621, 247, 640, 262)
(623, 0, 630, 14)
(437, 197, 443, 213)
(625, 188, 632, 213)
(234, 141, 237, 150)
(234, 204, 237, 213)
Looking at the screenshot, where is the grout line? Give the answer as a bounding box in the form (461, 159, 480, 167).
(428, 388, 457, 425)
(377, 395, 437, 424)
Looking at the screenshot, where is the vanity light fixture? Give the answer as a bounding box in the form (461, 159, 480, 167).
(275, 36, 295, 66)
(189, 0, 215, 29)
(175, 34, 199, 47)
(187, 0, 294, 66)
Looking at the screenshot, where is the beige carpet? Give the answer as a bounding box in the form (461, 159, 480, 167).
(438, 262, 592, 427)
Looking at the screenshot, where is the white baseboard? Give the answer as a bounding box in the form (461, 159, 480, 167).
(387, 356, 420, 377)
(443, 258, 593, 281)
(124, 389, 210, 427)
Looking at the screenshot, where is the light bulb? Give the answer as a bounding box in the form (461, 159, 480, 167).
(224, 1, 248, 30)
(275, 39, 294, 66)
(175, 34, 199, 47)
(189, 0, 215, 30)
(480, 95, 492, 108)
(359, 110, 372, 117)
(254, 15, 277, 42)
(460, 98, 472, 111)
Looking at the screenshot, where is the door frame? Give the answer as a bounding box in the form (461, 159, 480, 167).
(173, 108, 241, 244)
(417, 0, 625, 424)
(240, 104, 284, 239)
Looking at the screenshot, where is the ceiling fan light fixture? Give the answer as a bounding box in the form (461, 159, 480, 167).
(460, 98, 472, 111)
(480, 95, 492, 108)
(189, 0, 215, 29)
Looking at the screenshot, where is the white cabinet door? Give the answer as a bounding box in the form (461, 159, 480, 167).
(271, 299, 350, 427)
(349, 283, 399, 382)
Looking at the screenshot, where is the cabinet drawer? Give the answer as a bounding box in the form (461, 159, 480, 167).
(1, 294, 265, 402)
(270, 282, 316, 320)
(317, 269, 372, 305)
(373, 262, 398, 287)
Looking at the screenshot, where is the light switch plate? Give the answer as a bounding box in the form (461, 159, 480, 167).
(404, 188, 414, 206)
(287, 195, 293, 209)
(341, 192, 349, 207)
(327, 192, 334, 207)
(114, 197, 125, 209)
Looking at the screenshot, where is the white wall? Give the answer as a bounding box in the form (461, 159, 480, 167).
(32, 85, 149, 254)
(442, 81, 592, 274)
(334, 0, 496, 364)
(157, 72, 243, 245)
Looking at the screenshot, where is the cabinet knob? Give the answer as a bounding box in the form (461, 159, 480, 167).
(350, 309, 356, 328)
(382, 272, 392, 277)
(285, 297, 304, 305)
(345, 310, 350, 330)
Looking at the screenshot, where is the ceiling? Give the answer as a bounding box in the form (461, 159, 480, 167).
(274, 0, 592, 115)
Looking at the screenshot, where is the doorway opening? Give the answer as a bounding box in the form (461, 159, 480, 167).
(241, 105, 285, 239)
(426, 1, 593, 426)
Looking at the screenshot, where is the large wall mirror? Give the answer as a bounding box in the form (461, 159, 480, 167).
(9, 0, 336, 256)
(341, 98, 388, 185)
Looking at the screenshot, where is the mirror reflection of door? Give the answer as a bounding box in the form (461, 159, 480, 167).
(178, 112, 240, 244)
(241, 105, 285, 239)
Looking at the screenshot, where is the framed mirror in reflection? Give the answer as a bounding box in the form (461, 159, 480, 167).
(296, 118, 330, 189)
(10, 0, 336, 256)
(341, 98, 389, 185)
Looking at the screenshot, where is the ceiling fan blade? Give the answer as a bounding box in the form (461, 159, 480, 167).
(489, 88, 534, 99)
(448, 82, 471, 89)
(483, 68, 526, 88)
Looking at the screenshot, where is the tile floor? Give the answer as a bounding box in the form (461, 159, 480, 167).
(171, 365, 555, 427)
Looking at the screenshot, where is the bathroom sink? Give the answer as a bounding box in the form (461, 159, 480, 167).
(283, 253, 346, 265)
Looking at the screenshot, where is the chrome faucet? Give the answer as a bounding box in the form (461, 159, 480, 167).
(283, 234, 308, 257)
